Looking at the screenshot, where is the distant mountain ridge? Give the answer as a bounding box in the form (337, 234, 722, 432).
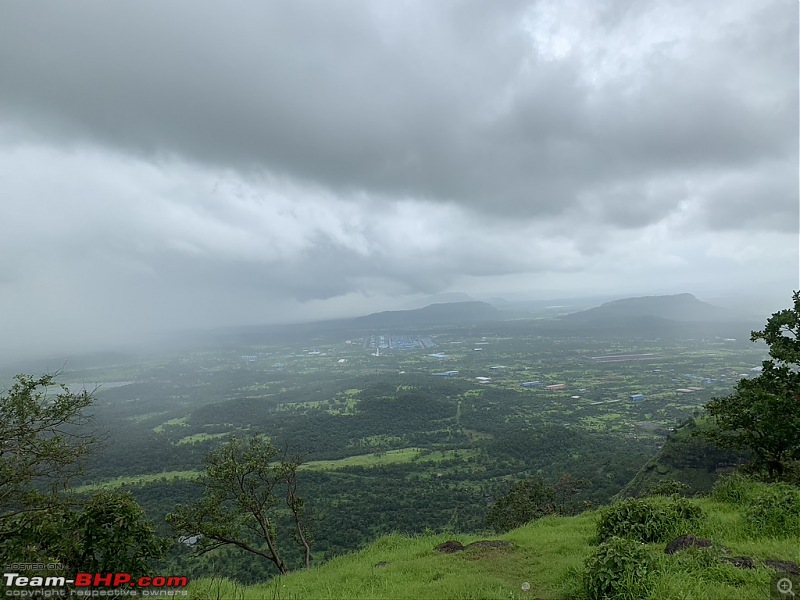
(563, 293, 740, 323)
(396, 292, 476, 311)
(352, 301, 501, 328)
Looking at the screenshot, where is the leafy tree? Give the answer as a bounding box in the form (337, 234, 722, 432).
(167, 436, 311, 576)
(0, 373, 167, 573)
(486, 476, 556, 532)
(64, 491, 170, 573)
(487, 473, 591, 533)
(1, 373, 93, 547)
(7, 490, 169, 576)
(703, 291, 800, 479)
(753, 291, 800, 364)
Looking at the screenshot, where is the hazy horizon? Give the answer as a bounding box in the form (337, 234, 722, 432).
(0, 288, 786, 371)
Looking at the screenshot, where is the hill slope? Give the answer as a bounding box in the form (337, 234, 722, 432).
(618, 419, 750, 498)
(564, 293, 740, 323)
(351, 301, 502, 328)
(188, 479, 800, 600)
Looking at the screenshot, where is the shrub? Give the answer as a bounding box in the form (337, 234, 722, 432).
(744, 484, 800, 537)
(647, 479, 689, 497)
(485, 476, 556, 532)
(710, 473, 753, 504)
(597, 497, 703, 544)
(584, 536, 651, 600)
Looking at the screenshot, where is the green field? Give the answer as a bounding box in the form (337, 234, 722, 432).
(301, 447, 481, 471)
(176, 432, 230, 445)
(73, 470, 201, 493)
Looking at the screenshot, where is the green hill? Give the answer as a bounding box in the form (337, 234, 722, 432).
(186, 478, 799, 600)
(563, 293, 739, 323)
(352, 301, 502, 328)
(618, 419, 750, 498)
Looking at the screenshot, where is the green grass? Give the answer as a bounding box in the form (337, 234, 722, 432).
(301, 448, 424, 470)
(187, 479, 799, 599)
(126, 410, 170, 424)
(416, 449, 480, 463)
(276, 400, 327, 411)
(300, 448, 479, 471)
(153, 416, 188, 433)
(349, 434, 405, 448)
(176, 432, 230, 445)
(72, 470, 200, 493)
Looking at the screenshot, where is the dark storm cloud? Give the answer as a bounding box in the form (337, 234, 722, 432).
(0, 1, 528, 203)
(0, 0, 794, 227)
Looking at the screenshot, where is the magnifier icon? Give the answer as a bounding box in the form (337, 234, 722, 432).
(778, 578, 795, 597)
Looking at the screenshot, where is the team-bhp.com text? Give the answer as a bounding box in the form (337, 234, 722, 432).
(4, 573, 188, 597)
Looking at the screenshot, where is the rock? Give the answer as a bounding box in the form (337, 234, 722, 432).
(765, 560, 800, 575)
(723, 556, 755, 569)
(435, 539, 514, 554)
(664, 534, 713, 554)
(373, 561, 390, 569)
(466, 540, 515, 550)
(435, 540, 465, 553)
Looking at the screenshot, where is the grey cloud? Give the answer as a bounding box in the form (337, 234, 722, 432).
(0, 0, 794, 229)
(697, 160, 799, 233)
(0, 0, 797, 364)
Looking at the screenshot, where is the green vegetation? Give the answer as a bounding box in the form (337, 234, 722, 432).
(619, 417, 747, 498)
(72, 470, 201, 493)
(486, 474, 589, 533)
(5, 295, 790, 592)
(584, 536, 651, 600)
(176, 432, 230, 445)
(186, 478, 799, 599)
(153, 416, 189, 432)
(0, 374, 93, 522)
(167, 436, 311, 575)
(0, 374, 166, 578)
(55, 491, 169, 574)
(703, 291, 800, 479)
(597, 496, 703, 543)
(302, 447, 424, 470)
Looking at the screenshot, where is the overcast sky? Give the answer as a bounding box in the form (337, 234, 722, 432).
(0, 0, 797, 361)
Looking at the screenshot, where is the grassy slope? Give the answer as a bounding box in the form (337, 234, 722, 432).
(619, 419, 747, 498)
(187, 480, 800, 600)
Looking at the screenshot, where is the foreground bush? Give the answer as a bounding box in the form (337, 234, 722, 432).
(597, 497, 703, 543)
(584, 536, 651, 600)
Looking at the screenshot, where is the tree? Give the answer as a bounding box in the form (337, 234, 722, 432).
(703, 291, 800, 479)
(0, 373, 167, 573)
(7, 490, 169, 577)
(486, 473, 590, 532)
(0, 373, 93, 537)
(167, 436, 311, 576)
(486, 476, 556, 532)
(64, 491, 170, 573)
